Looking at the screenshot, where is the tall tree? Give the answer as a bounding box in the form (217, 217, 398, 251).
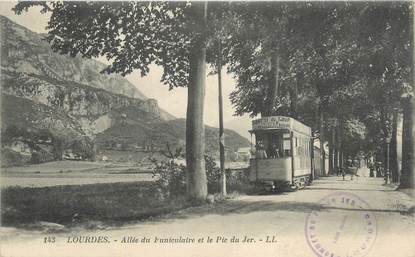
(390, 112, 399, 182)
(205, 2, 240, 196)
(15, 1, 212, 200)
(226, 2, 412, 185)
(226, 2, 293, 118)
(353, 2, 412, 186)
(400, 3, 414, 188)
(401, 95, 414, 188)
(185, 2, 208, 200)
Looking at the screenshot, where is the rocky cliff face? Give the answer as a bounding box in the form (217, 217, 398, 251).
(1, 70, 162, 137)
(1, 67, 167, 165)
(0, 15, 250, 167)
(2, 71, 160, 118)
(0, 15, 172, 165)
(0, 15, 147, 100)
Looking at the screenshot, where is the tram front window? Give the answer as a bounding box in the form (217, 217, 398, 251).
(254, 132, 289, 159)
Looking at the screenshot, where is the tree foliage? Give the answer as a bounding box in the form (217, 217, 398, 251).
(224, 2, 412, 168)
(14, 2, 413, 187)
(15, 2, 198, 89)
(14, 1, 220, 200)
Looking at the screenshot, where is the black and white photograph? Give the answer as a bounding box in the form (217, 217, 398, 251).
(0, 1, 414, 257)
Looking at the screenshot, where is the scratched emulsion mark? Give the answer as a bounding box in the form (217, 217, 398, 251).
(305, 192, 377, 257)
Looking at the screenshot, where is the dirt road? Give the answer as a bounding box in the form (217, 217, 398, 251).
(1, 176, 414, 257)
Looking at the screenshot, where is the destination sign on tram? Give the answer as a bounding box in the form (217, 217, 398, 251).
(252, 116, 291, 130)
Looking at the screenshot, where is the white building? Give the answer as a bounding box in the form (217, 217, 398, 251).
(236, 147, 251, 160)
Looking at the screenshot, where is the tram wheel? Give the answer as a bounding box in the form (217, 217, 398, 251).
(289, 184, 298, 191)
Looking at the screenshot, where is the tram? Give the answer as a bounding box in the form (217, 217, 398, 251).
(249, 116, 313, 191)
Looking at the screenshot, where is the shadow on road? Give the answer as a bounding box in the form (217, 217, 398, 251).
(165, 198, 411, 223)
(304, 187, 392, 192)
(102, 177, 408, 228)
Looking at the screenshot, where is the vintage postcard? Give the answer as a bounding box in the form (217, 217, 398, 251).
(0, 1, 414, 257)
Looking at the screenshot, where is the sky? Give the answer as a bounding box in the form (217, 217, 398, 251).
(0, 2, 248, 128)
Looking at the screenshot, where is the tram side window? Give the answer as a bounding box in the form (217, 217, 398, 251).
(283, 139, 291, 157)
(300, 138, 304, 156)
(293, 137, 307, 157)
(299, 138, 305, 156)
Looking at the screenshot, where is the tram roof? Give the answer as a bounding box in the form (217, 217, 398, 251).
(250, 116, 311, 136)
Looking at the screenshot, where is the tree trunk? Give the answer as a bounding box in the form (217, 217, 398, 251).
(290, 73, 300, 119)
(400, 97, 414, 188)
(185, 2, 208, 201)
(264, 52, 279, 116)
(400, 11, 414, 188)
(53, 138, 63, 161)
(338, 119, 344, 173)
(328, 128, 334, 175)
(333, 124, 338, 175)
(334, 143, 338, 175)
(319, 111, 326, 176)
(390, 111, 399, 183)
(217, 42, 226, 196)
(311, 136, 315, 180)
(380, 106, 390, 173)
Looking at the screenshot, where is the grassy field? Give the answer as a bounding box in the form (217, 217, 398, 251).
(2, 159, 155, 174)
(96, 150, 167, 164)
(1, 181, 190, 228)
(2, 160, 105, 173)
(1, 160, 155, 188)
(0, 159, 252, 229)
(0, 172, 154, 188)
(1, 160, 192, 229)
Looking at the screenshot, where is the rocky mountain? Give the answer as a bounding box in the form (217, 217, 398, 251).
(0, 68, 167, 165)
(0, 15, 249, 166)
(0, 15, 147, 100)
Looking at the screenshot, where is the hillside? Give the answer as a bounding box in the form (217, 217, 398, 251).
(0, 15, 250, 166)
(0, 15, 147, 99)
(96, 118, 250, 155)
(0, 70, 165, 166)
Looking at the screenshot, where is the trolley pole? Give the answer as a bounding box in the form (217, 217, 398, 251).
(218, 42, 226, 196)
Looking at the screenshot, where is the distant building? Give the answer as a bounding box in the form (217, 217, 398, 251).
(313, 140, 329, 178)
(9, 141, 31, 156)
(174, 158, 186, 166)
(63, 151, 82, 160)
(236, 147, 251, 160)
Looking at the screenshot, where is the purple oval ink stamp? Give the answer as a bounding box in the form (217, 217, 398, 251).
(305, 192, 377, 257)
